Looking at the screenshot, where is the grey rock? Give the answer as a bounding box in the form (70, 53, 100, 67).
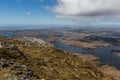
(0, 42, 7, 48)
(19, 37, 46, 45)
(6, 77, 17, 80)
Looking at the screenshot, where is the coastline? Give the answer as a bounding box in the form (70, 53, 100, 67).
(74, 53, 120, 80)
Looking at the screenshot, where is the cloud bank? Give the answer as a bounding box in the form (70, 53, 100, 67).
(51, 0, 120, 23)
(53, 0, 120, 16)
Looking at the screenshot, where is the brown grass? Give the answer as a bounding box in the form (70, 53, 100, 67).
(0, 37, 113, 80)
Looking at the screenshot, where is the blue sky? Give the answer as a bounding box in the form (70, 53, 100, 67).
(0, 0, 120, 26)
(0, 0, 73, 26)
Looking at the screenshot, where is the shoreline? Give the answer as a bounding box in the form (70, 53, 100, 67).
(112, 50, 120, 57)
(60, 39, 111, 49)
(74, 53, 120, 80)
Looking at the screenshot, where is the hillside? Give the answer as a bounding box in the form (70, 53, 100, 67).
(0, 37, 113, 80)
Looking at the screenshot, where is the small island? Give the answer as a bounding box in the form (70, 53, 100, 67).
(112, 50, 120, 57)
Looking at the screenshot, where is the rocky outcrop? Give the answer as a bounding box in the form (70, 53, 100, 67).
(0, 58, 39, 80)
(0, 42, 7, 48)
(0, 43, 39, 80)
(18, 36, 46, 45)
(0, 42, 25, 59)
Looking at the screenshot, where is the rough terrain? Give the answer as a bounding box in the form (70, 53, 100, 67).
(0, 37, 114, 80)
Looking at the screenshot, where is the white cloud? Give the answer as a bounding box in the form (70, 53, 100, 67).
(53, 0, 120, 16)
(51, 0, 120, 23)
(26, 11, 32, 15)
(41, 5, 51, 10)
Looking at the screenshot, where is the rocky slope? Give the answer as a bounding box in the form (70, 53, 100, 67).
(0, 37, 113, 80)
(75, 53, 120, 80)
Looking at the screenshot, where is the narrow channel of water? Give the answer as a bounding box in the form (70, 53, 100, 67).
(52, 41, 120, 69)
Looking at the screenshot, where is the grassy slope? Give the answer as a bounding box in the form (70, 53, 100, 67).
(0, 37, 113, 80)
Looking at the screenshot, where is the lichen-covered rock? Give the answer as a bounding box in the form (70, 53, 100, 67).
(18, 37, 46, 45)
(0, 42, 7, 48)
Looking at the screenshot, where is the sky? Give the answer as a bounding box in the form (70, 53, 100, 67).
(0, 0, 120, 26)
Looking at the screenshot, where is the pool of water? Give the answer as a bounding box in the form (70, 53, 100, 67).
(52, 41, 120, 69)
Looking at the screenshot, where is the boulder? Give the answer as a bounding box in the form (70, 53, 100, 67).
(19, 37, 46, 45)
(0, 42, 7, 48)
(0, 59, 9, 68)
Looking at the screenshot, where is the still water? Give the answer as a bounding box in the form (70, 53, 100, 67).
(52, 41, 120, 69)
